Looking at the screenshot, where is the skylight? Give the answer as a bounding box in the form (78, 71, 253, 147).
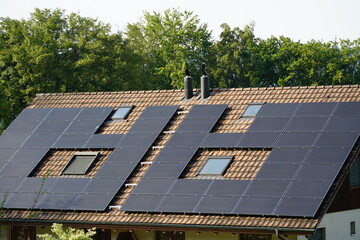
(198, 156, 232, 176)
(111, 106, 133, 120)
(241, 103, 264, 118)
(62, 152, 99, 175)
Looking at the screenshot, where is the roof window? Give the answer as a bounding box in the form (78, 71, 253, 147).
(198, 156, 232, 176)
(241, 103, 264, 118)
(111, 105, 133, 120)
(62, 152, 99, 175)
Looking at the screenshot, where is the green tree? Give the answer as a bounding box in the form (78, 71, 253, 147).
(125, 8, 214, 89)
(37, 223, 96, 240)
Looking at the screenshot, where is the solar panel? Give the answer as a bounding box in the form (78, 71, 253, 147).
(0, 148, 17, 162)
(154, 147, 197, 163)
(10, 148, 48, 163)
(71, 193, 115, 211)
(265, 147, 309, 164)
(258, 103, 300, 117)
(249, 117, 290, 132)
(15, 177, 57, 193)
(200, 133, 243, 148)
(0, 178, 24, 192)
(245, 180, 290, 197)
(0, 162, 38, 177)
(157, 195, 201, 213)
(206, 180, 250, 196)
(106, 148, 148, 164)
(144, 163, 187, 178)
(95, 162, 137, 178)
(334, 102, 360, 116)
(169, 179, 212, 195)
(83, 178, 125, 194)
(316, 132, 359, 148)
(75, 107, 113, 120)
(166, 133, 207, 148)
(276, 132, 319, 147)
(186, 104, 227, 119)
(49, 178, 90, 193)
(84, 134, 124, 148)
(237, 132, 280, 148)
(121, 194, 164, 212)
(15, 108, 51, 121)
(132, 178, 175, 194)
(22, 134, 60, 148)
(274, 197, 322, 217)
(64, 120, 102, 134)
(0, 134, 29, 148)
(305, 148, 351, 165)
(37, 193, 79, 210)
(119, 133, 158, 148)
(296, 102, 336, 117)
(44, 108, 82, 121)
(4, 121, 40, 134)
(34, 121, 70, 134)
(5, 192, 43, 209)
(129, 119, 170, 134)
(325, 117, 360, 132)
(52, 134, 91, 148)
(176, 118, 219, 133)
(139, 105, 178, 119)
(285, 181, 332, 198)
(286, 117, 328, 132)
(194, 196, 238, 214)
(295, 164, 342, 181)
(234, 197, 280, 215)
(255, 164, 300, 180)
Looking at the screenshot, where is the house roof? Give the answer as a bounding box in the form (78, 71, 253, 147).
(1, 85, 360, 234)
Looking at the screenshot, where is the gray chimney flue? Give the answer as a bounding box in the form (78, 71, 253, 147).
(184, 70, 193, 100)
(201, 64, 210, 99)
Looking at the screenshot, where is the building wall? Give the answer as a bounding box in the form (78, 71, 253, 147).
(0, 225, 9, 240)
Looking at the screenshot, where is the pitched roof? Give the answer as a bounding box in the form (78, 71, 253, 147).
(1, 85, 360, 234)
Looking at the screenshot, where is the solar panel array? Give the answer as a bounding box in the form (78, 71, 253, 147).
(122, 102, 360, 217)
(0, 106, 178, 211)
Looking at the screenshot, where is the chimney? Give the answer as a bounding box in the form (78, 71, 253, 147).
(201, 64, 210, 99)
(184, 69, 193, 100)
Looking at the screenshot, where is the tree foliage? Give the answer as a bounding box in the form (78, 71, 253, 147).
(37, 223, 96, 240)
(0, 8, 359, 132)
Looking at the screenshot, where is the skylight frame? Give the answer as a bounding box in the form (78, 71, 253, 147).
(110, 105, 134, 120)
(197, 156, 233, 176)
(62, 152, 99, 175)
(240, 103, 265, 118)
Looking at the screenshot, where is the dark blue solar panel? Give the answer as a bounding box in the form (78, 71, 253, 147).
(296, 102, 336, 117)
(245, 180, 290, 197)
(129, 119, 170, 134)
(169, 179, 212, 195)
(64, 120, 102, 134)
(75, 107, 113, 120)
(186, 104, 227, 119)
(206, 180, 250, 196)
(0, 162, 38, 177)
(276, 132, 319, 147)
(176, 118, 219, 133)
(132, 178, 175, 194)
(316, 132, 359, 148)
(154, 147, 197, 163)
(144, 163, 187, 179)
(71, 193, 115, 211)
(286, 181, 332, 198)
(286, 117, 327, 132)
(5, 192, 43, 209)
(139, 105, 178, 119)
(200, 133, 243, 148)
(83, 178, 125, 194)
(237, 132, 280, 148)
(258, 103, 299, 117)
(15, 108, 51, 121)
(0, 178, 24, 192)
(4, 121, 40, 134)
(305, 148, 351, 165)
(0, 134, 29, 148)
(106, 148, 148, 164)
(274, 197, 322, 217)
(34, 121, 70, 134)
(194, 196, 238, 214)
(325, 117, 360, 132)
(84, 134, 124, 148)
(234, 197, 280, 215)
(0, 148, 17, 162)
(295, 164, 342, 181)
(122, 194, 163, 212)
(249, 117, 290, 132)
(16, 177, 56, 193)
(44, 108, 82, 121)
(37, 193, 79, 210)
(334, 102, 360, 116)
(166, 133, 207, 148)
(255, 164, 300, 180)
(157, 195, 201, 213)
(265, 148, 309, 164)
(95, 163, 137, 178)
(49, 178, 90, 193)
(119, 133, 158, 148)
(52, 134, 91, 148)
(10, 148, 48, 163)
(22, 134, 59, 148)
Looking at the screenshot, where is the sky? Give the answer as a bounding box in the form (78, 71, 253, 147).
(0, 0, 359, 42)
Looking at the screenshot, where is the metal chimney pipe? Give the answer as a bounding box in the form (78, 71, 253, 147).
(184, 70, 193, 100)
(201, 64, 210, 99)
